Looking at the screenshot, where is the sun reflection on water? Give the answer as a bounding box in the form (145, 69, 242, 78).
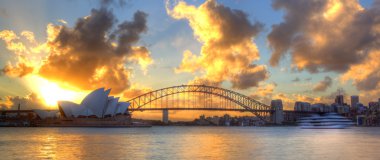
(1, 127, 380, 160)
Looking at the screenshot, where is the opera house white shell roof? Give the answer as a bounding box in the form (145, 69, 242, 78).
(58, 88, 130, 118)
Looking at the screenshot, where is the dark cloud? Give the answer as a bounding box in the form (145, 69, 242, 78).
(231, 65, 268, 89)
(268, 0, 380, 73)
(291, 77, 300, 82)
(39, 7, 150, 94)
(113, 11, 148, 55)
(101, 0, 127, 7)
(356, 73, 380, 91)
(313, 76, 332, 92)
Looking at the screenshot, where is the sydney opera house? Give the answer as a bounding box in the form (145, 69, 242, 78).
(35, 88, 135, 127)
(58, 88, 130, 118)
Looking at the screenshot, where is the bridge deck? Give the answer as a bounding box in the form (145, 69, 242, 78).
(1, 109, 322, 113)
(129, 108, 273, 112)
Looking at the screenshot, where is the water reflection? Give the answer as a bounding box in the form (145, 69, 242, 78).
(1, 127, 380, 160)
(38, 135, 57, 159)
(32, 129, 87, 159)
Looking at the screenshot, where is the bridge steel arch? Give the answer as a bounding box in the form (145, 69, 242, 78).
(126, 85, 274, 122)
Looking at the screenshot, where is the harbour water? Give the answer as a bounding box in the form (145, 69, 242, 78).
(0, 127, 380, 160)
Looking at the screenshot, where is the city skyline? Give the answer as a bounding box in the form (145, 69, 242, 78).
(0, 0, 379, 113)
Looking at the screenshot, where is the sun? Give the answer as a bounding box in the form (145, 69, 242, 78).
(39, 82, 77, 106)
(25, 76, 86, 107)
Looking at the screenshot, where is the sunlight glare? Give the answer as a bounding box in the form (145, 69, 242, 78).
(25, 76, 87, 107)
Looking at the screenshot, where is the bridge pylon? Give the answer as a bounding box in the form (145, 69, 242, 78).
(163, 109, 169, 124)
(270, 100, 284, 124)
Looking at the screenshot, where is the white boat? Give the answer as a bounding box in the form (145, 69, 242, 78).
(297, 113, 354, 129)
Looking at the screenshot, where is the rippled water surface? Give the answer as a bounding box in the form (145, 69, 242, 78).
(0, 127, 380, 160)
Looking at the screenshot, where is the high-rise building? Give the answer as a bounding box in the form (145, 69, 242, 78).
(351, 95, 359, 108)
(311, 103, 329, 112)
(294, 101, 311, 111)
(294, 102, 302, 111)
(335, 95, 344, 105)
(368, 102, 380, 111)
(357, 103, 366, 113)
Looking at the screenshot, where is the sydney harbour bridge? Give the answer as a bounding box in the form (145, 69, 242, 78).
(1, 85, 312, 124)
(126, 85, 289, 124)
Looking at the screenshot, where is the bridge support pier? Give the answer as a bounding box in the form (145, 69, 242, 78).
(271, 100, 284, 124)
(162, 109, 169, 124)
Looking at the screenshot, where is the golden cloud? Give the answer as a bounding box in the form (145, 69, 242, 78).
(334, 2, 380, 103)
(122, 84, 152, 100)
(0, 93, 46, 109)
(341, 50, 380, 91)
(251, 83, 277, 99)
(250, 82, 325, 109)
(268, 0, 377, 73)
(0, 8, 153, 95)
(167, 0, 268, 89)
(2, 62, 34, 77)
(0, 30, 27, 54)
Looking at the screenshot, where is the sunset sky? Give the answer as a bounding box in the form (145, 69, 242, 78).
(0, 0, 379, 112)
